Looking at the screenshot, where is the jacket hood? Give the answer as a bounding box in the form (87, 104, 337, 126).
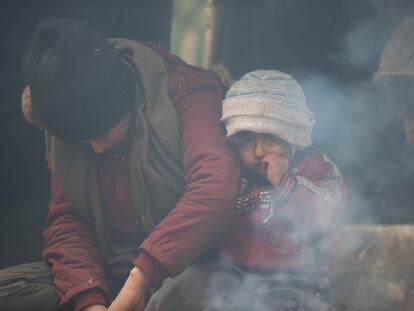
(374, 16, 414, 80)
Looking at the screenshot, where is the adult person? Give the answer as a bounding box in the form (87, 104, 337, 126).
(371, 16, 414, 311)
(0, 17, 240, 311)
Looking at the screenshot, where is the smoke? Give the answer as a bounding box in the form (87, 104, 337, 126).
(299, 75, 414, 225)
(328, 0, 393, 71)
(203, 259, 330, 311)
(296, 0, 414, 225)
(294, 4, 414, 307)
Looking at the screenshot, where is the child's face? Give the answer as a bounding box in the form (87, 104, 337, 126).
(233, 131, 291, 176)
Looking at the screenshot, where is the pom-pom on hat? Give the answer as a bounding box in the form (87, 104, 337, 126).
(22, 18, 136, 142)
(221, 70, 315, 148)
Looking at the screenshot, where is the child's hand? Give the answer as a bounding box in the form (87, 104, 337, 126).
(262, 153, 289, 187)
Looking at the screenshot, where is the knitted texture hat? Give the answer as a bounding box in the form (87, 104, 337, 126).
(22, 18, 136, 142)
(374, 16, 414, 80)
(221, 70, 315, 148)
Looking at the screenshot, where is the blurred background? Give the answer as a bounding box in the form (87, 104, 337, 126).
(1, 0, 414, 270)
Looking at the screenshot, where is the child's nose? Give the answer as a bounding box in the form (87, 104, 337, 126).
(253, 140, 267, 158)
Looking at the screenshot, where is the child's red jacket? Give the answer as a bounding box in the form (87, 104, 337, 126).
(221, 150, 345, 272)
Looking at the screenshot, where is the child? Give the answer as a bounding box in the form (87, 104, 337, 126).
(205, 70, 344, 311)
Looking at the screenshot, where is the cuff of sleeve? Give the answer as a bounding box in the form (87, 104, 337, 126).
(272, 173, 298, 207)
(72, 288, 108, 311)
(134, 251, 169, 286)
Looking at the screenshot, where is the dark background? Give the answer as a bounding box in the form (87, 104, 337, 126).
(215, 0, 413, 83)
(1, 0, 414, 268)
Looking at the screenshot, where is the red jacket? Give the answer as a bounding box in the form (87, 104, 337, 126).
(42, 43, 240, 310)
(221, 150, 344, 272)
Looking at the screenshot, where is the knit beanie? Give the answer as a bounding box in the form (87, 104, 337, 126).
(22, 18, 136, 142)
(221, 70, 315, 149)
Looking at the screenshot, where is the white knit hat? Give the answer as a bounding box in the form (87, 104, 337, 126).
(221, 70, 315, 148)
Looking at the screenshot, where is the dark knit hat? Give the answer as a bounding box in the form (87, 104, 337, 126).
(22, 18, 136, 142)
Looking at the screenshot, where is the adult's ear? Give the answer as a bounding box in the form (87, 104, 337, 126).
(403, 112, 414, 145)
(21, 85, 45, 130)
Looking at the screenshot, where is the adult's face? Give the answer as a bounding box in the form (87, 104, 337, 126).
(84, 111, 132, 154)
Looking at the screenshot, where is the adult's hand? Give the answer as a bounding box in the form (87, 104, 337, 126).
(83, 305, 107, 311)
(108, 267, 149, 311)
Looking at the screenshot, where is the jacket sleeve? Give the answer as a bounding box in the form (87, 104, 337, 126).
(138, 66, 240, 277)
(272, 151, 344, 237)
(43, 175, 109, 310)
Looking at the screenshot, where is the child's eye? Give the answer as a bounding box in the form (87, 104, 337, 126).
(240, 133, 255, 144)
(264, 135, 280, 144)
